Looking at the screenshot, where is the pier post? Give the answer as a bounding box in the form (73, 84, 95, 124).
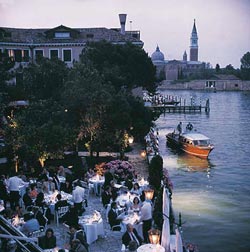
(205, 99, 210, 113)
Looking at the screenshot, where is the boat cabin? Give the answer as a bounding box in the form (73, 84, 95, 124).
(180, 133, 211, 146)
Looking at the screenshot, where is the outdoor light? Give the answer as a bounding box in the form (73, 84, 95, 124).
(140, 150, 147, 158)
(148, 228, 161, 244)
(128, 136, 134, 144)
(144, 188, 154, 201)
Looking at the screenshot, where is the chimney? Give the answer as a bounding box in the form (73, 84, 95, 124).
(119, 14, 127, 35)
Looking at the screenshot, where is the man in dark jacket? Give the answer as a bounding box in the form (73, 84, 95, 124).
(108, 201, 121, 231)
(55, 193, 69, 211)
(122, 223, 143, 247)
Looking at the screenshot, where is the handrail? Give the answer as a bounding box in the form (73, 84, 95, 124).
(0, 215, 43, 252)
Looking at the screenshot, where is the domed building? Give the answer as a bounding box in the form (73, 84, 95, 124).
(151, 20, 205, 81)
(151, 45, 166, 80)
(151, 45, 165, 62)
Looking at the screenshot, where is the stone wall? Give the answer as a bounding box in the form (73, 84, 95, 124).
(160, 80, 250, 91)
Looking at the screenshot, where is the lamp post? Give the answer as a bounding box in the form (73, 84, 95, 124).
(140, 150, 146, 158)
(128, 136, 134, 144)
(144, 188, 154, 201)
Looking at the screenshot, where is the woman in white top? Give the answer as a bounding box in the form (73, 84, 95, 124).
(130, 183, 141, 196)
(130, 196, 141, 213)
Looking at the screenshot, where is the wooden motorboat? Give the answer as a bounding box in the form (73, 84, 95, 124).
(166, 130, 214, 158)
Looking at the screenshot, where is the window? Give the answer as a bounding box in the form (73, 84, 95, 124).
(50, 49, 59, 59)
(35, 50, 44, 61)
(14, 49, 22, 62)
(55, 32, 70, 38)
(22, 50, 29, 62)
(86, 33, 94, 39)
(63, 49, 72, 62)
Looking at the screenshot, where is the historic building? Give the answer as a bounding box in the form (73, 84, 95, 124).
(151, 20, 205, 81)
(0, 14, 142, 68)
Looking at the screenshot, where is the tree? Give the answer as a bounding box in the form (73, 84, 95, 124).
(22, 57, 68, 101)
(0, 51, 15, 124)
(225, 64, 234, 71)
(4, 100, 76, 169)
(61, 61, 155, 157)
(62, 63, 114, 156)
(215, 63, 220, 72)
(80, 41, 156, 92)
(240, 52, 250, 80)
(148, 155, 163, 191)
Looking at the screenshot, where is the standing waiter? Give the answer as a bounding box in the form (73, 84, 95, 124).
(7, 172, 28, 210)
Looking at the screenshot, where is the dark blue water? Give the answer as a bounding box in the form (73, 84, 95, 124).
(155, 90, 250, 252)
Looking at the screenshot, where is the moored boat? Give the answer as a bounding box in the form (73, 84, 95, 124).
(166, 126, 214, 158)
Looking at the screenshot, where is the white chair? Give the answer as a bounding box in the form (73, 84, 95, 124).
(83, 188, 89, 207)
(62, 222, 70, 239)
(28, 226, 44, 238)
(55, 206, 69, 226)
(105, 204, 111, 222)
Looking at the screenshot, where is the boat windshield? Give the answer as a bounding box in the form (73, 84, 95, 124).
(198, 140, 210, 146)
(193, 140, 210, 146)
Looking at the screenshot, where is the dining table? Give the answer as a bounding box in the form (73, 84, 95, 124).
(136, 177, 149, 189)
(44, 248, 69, 252)
(10, 215, 25, 231)
(116, 192, 138, 208)
(78, 211, 104, 244)
(88, 175, 105, 196)
(44, 190, 73, 214)
(118, 210, 143, 238)
(137, 244, 165, 252)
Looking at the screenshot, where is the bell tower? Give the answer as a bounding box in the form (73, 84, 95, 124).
(190, 19, 198, 61)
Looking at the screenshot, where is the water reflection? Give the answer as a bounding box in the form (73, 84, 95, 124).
(177, 153, 214, 172)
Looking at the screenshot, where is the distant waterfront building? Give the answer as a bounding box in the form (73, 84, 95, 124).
(0, 14, 143, 69)
(151, 19, 205, 81)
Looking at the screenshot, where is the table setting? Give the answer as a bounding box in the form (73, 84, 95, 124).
(119, 210, 143, 238)
(44, 190, 73, 214)
(116, 192, 138, 208)
(78, 210, 104, 244)
(10, 215, 25, 230)
(88, 174, 105, 196)
(137, 244, 165, 252)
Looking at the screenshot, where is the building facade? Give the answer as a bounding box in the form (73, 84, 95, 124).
(0, 14, 143, 68)
(151, 20, 205, 81)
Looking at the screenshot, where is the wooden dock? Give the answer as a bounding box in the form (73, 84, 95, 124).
(146, 99, 210, 114)
(150, 104, 209, 114)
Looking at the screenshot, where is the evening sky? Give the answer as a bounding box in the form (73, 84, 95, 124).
(0, 0, 249, 68)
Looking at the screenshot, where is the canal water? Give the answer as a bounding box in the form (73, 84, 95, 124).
(155, 90, 250, 252)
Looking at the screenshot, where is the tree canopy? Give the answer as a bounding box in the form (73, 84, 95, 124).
(2, 42, 156, 170)
(80, 41, 157, 92)
(240, 52, 250, 80)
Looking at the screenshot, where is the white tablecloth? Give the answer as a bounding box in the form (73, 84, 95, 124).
(44, 191, 73, 214)
(137, 244, 165, 252)
(78, 214, 104, 244)
(119, 212, 143, 238)
(89, 176, 105, 196)
(44, 249, 69, 252)
(116, 192, 138, 207)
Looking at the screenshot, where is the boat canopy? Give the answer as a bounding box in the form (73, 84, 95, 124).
(182, 133, 210, 141)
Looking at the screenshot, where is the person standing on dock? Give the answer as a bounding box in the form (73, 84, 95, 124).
(177, 122, 182, 135)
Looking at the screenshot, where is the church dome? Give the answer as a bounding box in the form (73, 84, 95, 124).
(151, 45, 165, 62)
